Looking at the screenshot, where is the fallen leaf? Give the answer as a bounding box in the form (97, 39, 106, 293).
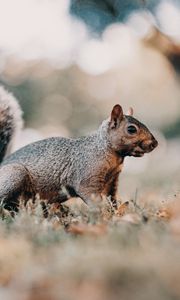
(115, 201, 129, 217)
(156, 208, 172, 220)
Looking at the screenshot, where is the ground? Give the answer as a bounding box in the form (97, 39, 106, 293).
(0, 187, 180, 300)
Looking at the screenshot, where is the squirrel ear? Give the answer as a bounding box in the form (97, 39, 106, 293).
(110, 104, 123, 129)
(126, 107, 134, 116)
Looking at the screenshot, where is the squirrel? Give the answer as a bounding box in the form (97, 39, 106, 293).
(0, 85, 158, 212)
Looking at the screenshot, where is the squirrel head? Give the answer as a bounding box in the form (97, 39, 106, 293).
(106, 104, 158, 157)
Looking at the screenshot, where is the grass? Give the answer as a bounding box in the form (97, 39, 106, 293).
(0, 191, 180, 300)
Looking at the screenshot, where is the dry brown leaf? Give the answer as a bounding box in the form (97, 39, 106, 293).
(115, 201, 129, 217)
(157, 198, 180, 221)
(156, 208, 172, 220)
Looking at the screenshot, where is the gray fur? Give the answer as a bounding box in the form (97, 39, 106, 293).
(0, 88, 158, 211)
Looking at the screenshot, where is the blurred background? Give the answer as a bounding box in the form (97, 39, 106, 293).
(0, 0, 179, 200)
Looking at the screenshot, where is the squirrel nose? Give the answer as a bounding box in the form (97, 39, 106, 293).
(150, 138, 158, 150)
(140, 138, 158, 151)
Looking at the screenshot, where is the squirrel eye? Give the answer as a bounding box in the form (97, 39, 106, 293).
(127, 125, 138, 135)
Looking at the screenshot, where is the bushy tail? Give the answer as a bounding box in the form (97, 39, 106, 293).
(0, 86, 23, 163)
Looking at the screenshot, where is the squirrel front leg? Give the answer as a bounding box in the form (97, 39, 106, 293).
(78, 186, 118, 211)
(107, 175, 120, 210)
(77, 186, 103, 205)
(78, 176, 119, 209)
(77, 175, 102, 205)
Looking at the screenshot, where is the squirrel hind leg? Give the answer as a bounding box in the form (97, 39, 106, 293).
(0, 163, 34, 213)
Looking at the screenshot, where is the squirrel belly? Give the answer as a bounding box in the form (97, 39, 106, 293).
(0, 87, 158, 212)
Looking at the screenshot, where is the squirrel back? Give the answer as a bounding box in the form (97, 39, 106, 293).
(0, 87, 158, 211)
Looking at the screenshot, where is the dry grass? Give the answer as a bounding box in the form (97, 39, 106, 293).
(0, 191, 180, 300)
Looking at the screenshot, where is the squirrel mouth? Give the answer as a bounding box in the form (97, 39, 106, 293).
(129, 145, 145, 157)
(120, 147, 145, 157)
(120, 142, 156, 157)
(131, 151, 144, 157)
(131, 139, 158, 157)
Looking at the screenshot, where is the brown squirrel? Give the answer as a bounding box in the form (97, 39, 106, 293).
(0, 86, 158, 212)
